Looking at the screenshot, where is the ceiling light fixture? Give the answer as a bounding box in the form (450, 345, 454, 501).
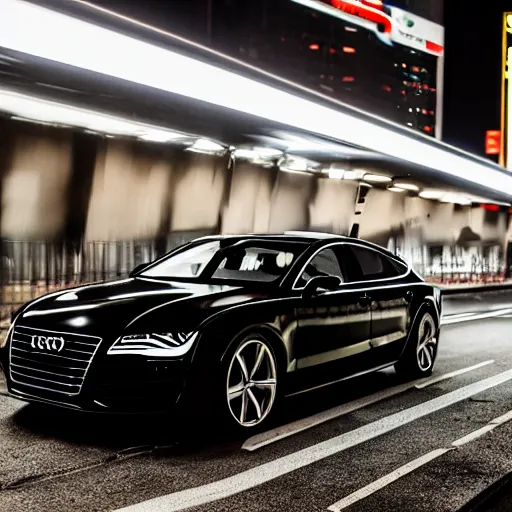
(419, 190, 446, 200)
(393, 182, 420, 191)
(439, 193, 472, 205)
(363, 173, 392, 183)
(233, 147, 282, 161)
(139, 132, 182, 143)
(279, 155, 319, 174)
(186, 138, 225, 154)
(328, 168, 344, 180)
(342, 170, 359, 180)
(388, 186, 406, 193)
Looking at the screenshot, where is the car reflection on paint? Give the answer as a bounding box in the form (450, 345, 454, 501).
(0, 232, 441, 431)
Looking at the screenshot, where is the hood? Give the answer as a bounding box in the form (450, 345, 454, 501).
(16, 277, 269, 337)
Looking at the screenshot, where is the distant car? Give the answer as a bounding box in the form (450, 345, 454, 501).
(0, 233, 441, 430)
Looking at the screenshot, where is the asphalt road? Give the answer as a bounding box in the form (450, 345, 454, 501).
(1, 291, 512, 512)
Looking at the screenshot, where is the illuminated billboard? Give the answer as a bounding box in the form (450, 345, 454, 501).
(290, 0, 445, 138)
(292, 0, 444, 56)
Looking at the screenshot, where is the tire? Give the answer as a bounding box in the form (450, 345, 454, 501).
(395, 310, 439, 380)
(222, 333, 280, 433)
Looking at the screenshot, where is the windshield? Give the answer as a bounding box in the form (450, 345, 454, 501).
(142, 241, 220, 279)
(140, 240, 303, 282)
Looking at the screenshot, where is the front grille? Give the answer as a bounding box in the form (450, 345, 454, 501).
(9, 325, 102, 396)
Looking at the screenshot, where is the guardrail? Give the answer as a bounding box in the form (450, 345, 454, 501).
(0, 237, 509, 320)
(0, 233, 211, 320)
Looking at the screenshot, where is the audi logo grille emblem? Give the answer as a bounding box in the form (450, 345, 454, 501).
(30, 335, 65, 353)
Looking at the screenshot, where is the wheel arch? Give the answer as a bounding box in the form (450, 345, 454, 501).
(399, 297, 440, 359)
(220, 324, 289, 376)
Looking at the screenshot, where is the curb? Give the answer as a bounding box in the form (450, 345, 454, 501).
(458, 471, 512, 512)
(441, 283, 512, 296)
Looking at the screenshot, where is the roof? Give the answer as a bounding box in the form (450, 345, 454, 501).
(194, 232, 346, 244)
(179, 232, 408, 266)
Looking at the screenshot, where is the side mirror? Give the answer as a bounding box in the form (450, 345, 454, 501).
(302, 275, 342, 299)
(129, 262, 149, 277)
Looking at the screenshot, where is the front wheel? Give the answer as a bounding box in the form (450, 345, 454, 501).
(225, 335, 279, 430)
(395, 311, 439, 380)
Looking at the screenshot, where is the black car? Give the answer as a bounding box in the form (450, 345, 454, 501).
(0, 232, 441, 430)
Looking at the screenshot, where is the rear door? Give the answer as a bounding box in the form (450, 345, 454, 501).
(342, 244, 412, 365)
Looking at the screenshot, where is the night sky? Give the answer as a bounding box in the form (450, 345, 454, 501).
(92, 0, 511, 159)
(443, 1, 511, 157)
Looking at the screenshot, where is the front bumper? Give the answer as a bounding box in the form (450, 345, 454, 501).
(1, 342, 191, 414)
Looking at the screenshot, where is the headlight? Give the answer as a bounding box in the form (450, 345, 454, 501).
(107, 332, 198, 357)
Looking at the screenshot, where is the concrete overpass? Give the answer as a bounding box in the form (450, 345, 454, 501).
(0, 0, 510, 281)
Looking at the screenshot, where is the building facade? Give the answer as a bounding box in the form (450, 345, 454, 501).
(93, 0, 445, 137)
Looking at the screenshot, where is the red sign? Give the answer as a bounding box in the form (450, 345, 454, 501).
(329, 0, 392, 33)
(485, 130, 501, 155)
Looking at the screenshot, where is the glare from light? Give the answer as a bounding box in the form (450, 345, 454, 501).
(139, 132, 182, 143)
(2, 0, 512, 197)
(68, 316, 89, 327)
(388, 186, 407, 193)
(419, 190, 445, 200)
(279, 156, 319, 173)
(55, 292, 78, 301)
(328, 168, 345, 180)
(0, 89, 184, 141)
(253, 147, 283, 158)
(233, 147, 282, 161)
(439, 194, 472, 205)
(186, 138, 225, 154)
(394, 182, 420, 191)
(363, 173, 392, 183)
(343, 170, 359, 180)
(233, 149, 257, 159)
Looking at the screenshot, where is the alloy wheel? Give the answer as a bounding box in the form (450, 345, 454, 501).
(416, 313, 437, 372)
(226, 338, 277, 427)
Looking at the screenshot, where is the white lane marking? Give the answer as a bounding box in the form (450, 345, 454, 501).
(328, 408, 512, 511)
(451, 425, 495, 447)
(441, 308, 512, 325)
(242, 360, 494, 452)
(442, 312, 479, 320)
(327, 448, 453, 511)
(115, 368, 512, 512)
(414, 360, 494, 390)
(452, 409, 512, 447)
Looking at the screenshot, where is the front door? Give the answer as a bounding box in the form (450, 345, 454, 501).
(292, 245, 372, 391)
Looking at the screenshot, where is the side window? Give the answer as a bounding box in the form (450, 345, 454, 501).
(348, 246, 403, 281)
(296, 248, 344, 288)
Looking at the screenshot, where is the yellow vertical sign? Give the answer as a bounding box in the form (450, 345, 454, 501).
(501, 13, 512, 167)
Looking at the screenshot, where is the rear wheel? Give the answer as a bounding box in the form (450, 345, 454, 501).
(225, 335, 279, 430)
(395, 311, 438, 380)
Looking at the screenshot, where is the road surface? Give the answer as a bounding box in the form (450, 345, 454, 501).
(1, 291, 512, 512)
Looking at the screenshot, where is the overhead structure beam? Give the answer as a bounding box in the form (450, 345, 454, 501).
(1, 0, 512, 198)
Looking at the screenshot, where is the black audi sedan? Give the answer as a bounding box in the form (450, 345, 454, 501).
(0, 232, 441, 430)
